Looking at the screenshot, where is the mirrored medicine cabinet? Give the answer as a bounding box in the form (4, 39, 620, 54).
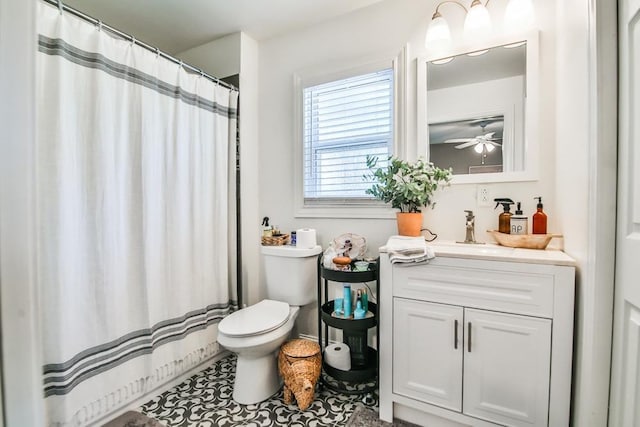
(417, 32, 540, 184)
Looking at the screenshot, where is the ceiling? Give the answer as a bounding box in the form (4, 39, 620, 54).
(429, 116, 505, 144)
(63, 0, 385, 54)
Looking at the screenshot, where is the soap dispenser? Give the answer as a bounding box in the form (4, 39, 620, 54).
(261, 216, 273, 237)
(494, 198, 514, 234)
(532, 197, 548, 234)
(354, 290, 366, 320)
(510, 202, 528, 235)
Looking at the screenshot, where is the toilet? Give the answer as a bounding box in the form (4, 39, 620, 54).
(217, 244, 322, 404)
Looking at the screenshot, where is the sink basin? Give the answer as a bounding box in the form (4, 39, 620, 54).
(430, 241, 515, 257)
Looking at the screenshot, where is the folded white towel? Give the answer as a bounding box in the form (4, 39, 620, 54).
(385, 235, 435, 265)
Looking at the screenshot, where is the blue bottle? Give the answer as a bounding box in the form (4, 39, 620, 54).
(354, 300, 366, 320)
(343, 284, 352, 317)
(334, 297, 343, 315)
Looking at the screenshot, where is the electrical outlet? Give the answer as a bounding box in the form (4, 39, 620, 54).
(477, 186, 492, 207)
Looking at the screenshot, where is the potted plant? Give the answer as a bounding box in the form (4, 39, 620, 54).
(364, 156, 452, 236)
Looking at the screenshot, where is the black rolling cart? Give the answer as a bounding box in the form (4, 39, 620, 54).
(317, 255, 379, 397)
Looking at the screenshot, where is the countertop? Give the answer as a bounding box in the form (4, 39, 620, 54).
(380, 239, 576, 267)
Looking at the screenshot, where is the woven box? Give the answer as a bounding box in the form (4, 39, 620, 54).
(278, 339, 321, 410)
(261, 234, 290, 246)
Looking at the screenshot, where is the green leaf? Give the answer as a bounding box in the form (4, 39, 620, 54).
(362, 156, 452, 212)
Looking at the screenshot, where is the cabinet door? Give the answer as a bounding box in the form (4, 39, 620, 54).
(463, 309, 551, 427)
(393, 298, 463, 411)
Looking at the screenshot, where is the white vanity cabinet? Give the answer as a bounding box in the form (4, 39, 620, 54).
(379, 247, 575, 427)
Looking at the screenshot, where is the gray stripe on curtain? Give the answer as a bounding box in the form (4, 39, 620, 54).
(37, 34, 238, 118)
(42, 301, 237, 397)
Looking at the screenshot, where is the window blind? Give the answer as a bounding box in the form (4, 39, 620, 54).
(303, 68, 393, 202)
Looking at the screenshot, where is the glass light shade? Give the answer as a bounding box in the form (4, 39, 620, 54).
(474, 143, 484, 153)
(504, 0, 535, 33)
(467, 49, 489, 56)
(485, 143, 496, 152)
(464, 1, 492, 40)
(425, 14, 452, 50)
(431, 57, 454, 65)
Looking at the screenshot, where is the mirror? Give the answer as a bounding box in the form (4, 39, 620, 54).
(417, 33, 539, 183)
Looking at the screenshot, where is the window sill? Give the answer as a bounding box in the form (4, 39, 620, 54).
(294, 203, 397, 219)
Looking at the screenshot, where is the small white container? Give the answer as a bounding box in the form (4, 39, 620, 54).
(510, 202, 528, 235)
(354, 261, 369, 271)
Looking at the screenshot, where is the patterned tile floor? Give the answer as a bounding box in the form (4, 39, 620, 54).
(140, 354, 377, 427)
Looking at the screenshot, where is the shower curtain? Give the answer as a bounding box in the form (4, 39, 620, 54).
(36, 3, 238, 425)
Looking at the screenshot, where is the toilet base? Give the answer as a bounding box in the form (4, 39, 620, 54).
(233, 351, 282, 404)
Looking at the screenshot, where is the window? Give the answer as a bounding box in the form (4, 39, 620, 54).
(302, 68, 394, 203)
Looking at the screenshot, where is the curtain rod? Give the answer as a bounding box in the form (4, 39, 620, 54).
(41, 0, 239, 92)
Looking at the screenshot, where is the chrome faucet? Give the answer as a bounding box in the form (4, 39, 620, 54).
(458, 210, 484, 244)
(464, 210, 476, 243)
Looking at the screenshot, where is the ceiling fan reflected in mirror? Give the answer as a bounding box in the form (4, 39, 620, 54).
(444, 121, 503, 151)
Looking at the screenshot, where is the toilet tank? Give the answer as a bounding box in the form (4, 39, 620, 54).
(261, 245, 322, 306)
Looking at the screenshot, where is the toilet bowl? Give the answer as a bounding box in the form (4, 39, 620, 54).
(218, 300, 300, 404)
(217, 244, 322, 405)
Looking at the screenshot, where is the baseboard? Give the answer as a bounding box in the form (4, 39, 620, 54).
(297, 333, 321, 343)
(90, 347, 230, 426)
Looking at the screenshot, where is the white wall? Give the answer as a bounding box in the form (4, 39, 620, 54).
(256, 1, 615, 426)
(258, 0, 431, 335)
(237, 33, 262, 307)
(258, 0, 558, 341)
(8, 1, 609, 425)
(0, 0, 46, 424)
(555, 0, 617, 426)
(177, 32, 242, 78)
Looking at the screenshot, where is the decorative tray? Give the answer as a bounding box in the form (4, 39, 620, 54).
(487, 230, 562, 250)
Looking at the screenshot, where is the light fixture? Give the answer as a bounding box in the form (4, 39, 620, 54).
(467, 49, 489, 56)
(424, 1, 467, 50)
(425, 10, 453, 51)
(425, 0, 534, 50)
(473, 142, 496, 154)
(431, 56, 455, 65)
(464, 0, 492, 40)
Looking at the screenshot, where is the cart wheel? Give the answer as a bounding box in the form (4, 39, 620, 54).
(362, 393, 375, 406)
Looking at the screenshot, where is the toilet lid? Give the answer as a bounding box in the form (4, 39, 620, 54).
(218, 299, 290, 337)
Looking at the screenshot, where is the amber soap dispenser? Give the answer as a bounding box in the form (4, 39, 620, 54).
(532, 196, 548, 234)
(494, 198, 514, 234)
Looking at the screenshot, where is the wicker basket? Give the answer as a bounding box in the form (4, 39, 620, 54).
(261, 233, 290, 246)
(278, 339, 321, 410)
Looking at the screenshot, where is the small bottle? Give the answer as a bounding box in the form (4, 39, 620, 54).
(354, 300, 366, 320)
(261, 216, 272, 237)
(494, 198, 514, 234)
(290, 231, 297, 246)
(361, 289, 368, 312)
(343, 284, 352, 317)
(510, 202, 528, 235)
(532, 197, 548, 234)
(333, 288, 343, 316)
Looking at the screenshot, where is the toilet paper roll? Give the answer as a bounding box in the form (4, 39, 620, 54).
(296, 228, 317, 249)
(324, 343, 351, 371)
